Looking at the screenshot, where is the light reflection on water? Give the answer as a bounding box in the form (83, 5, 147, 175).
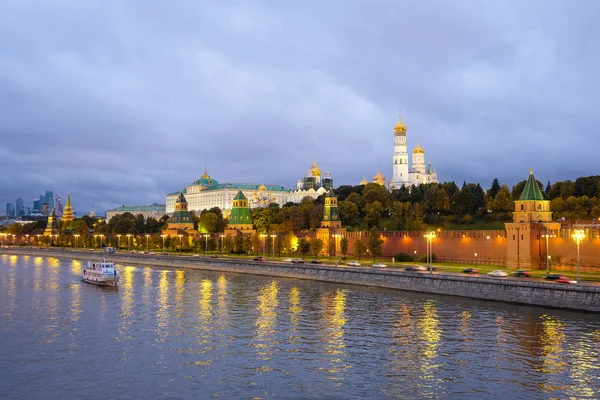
(0, 255, 599, 399)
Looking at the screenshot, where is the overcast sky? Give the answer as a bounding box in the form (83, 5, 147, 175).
(1, 0, 599, 215)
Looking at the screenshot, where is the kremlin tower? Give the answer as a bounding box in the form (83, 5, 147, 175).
(62, 192, 75, 222)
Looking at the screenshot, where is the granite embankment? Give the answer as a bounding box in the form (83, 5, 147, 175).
(2, 248, 599, 312)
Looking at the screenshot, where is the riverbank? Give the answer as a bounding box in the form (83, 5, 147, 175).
(2, 247, 599, 312)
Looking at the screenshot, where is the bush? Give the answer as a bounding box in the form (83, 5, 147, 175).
(393, 252, 414, 262)
(418, 253, 437, 263)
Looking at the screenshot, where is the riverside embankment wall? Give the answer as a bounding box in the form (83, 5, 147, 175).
(2, 248, 599, 312)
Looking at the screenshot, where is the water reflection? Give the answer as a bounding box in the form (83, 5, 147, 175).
(288, 287, 302, 345)
(254, 281, 279, 373)
(319, 289, 348, 383)
(157, 270, 170, 336)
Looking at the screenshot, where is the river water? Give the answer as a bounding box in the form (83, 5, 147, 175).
(0, 254, 599, 399)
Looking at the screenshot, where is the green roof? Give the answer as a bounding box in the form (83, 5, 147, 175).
(519, 170, 545, 201)
(233, 190, 247, 201)
(176, 190, 187, 203)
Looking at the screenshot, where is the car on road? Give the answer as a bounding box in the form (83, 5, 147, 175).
(211, 254, 219, 258)
(310, 259, 322, 264)
(373, 263, 387, 268)
(192, 254, 200, 257)
(427, 266, 438, 271)
(555, 277, 577, 284)
(253, 256, 264, 261)
(488, 270, 508, 277)
(292, 258, 305, 263)
(405, 265, 426, 272)
(512, 270, 531, 277)
(462, 268, 478, 274)
(545, 274, 564, 280)
(282, 258, 293, 262)
(347, 261, 361, 267)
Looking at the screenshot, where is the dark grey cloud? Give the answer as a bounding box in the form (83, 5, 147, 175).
(1, 0, 599, 214)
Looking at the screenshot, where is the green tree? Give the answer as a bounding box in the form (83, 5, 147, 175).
(492, 185, 513, 212)
(198, 211, 218, 233)
(340, 237, 348, 259)
(364, 201, 383, 228)
(367, 227, 383, 261)
(360, 183, 390, 210)
(391, 201, 410, 230)
(7, 223, 23, 235)
(338, 200, 359, 226)
(354, 238, 367, 261)
(311, 238, 324, 259)
(299, 238, 310, 258)
(489, 178, 501, 199)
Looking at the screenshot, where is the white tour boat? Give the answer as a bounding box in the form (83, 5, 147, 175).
(82, 259, 119, 287)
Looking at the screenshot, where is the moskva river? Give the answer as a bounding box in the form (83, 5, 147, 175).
(1, 254, 599, 399)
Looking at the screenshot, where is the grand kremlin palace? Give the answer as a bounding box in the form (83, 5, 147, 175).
(165, 162, 334, 216)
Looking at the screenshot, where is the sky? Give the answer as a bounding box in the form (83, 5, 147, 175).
(1, 0, 599, 215)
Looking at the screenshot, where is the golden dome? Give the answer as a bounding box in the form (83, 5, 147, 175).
(394, 116, 407, 132)
(259, 184, 266, 191)
(360, 177, 368, 185)
(373, 169, 386, 185)
(201, 169, 211, 179)
(310, 160, 321, 177)
(413, 145, 424, 154)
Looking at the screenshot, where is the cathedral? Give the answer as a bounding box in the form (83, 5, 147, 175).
(388, 114, 438, 188)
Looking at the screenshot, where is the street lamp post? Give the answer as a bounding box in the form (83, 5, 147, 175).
(260, 234, 266, 258)
(475, 253, 478, 268)
(413, 250, 417, 260)
(126, 234, 132, 251)
(178, 234, 183, 254)
(572, 229, 585, 284)
(161, 234, 166, 253)
(333, 234, 341, 264)
(93, 234, 98, 250)
(220, 234, 225, 257)
(270, 234, 276, 260)
(145, 234, 150, 253)
(424, 231, 436, 269)
(36, 234, 41, 247)
(74, 234, 80, 249)
(100, 234, 104, 249)
(542, 229, 555, 277)
(117, 234, 121, 250)
(25, 234, 29, 247)
(203, 234, 210, 255)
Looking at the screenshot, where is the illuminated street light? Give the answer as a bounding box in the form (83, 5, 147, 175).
(145, 234, 150, 253)
(333, 234, 341, 264)
(474, 252, 478, 269)
(94, 234, 98, 250)
(178, 234, 183, 254)
(542, 229, 555, 277)
(74, 234, 80, 249)
(220, 234, 225, 257)
(126, 234, 132, 251)
(424, 231, 436, 269)
(260, 234, 267, 258)
(572, 229, 585, 284)
(25, 234, 29, 247)
(36, 234, 41, 247)
(270, 234, 276, 260)
(117, 234, 121, 250)
(99, 234, 104, 248)
(203, 234, 210, 255)
(161, 234, 167, 253)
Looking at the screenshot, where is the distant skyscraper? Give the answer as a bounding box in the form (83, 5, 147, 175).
(45, 191, 54, 213)
(33, 199, 40, 213)
(16, 198, 24, 217)
(6, 203, 15, 217)
(56, 196, 63, 217)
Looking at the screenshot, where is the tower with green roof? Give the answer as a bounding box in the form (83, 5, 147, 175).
(226, 190, 254, 231)
(321, 189, 342, 228)
(167, 190, 195, 231)
(505, 169, 560, 270)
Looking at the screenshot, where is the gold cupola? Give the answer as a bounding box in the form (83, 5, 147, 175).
(413, 145, 424, 154)
(310, 160, 321, 177)
(373, 169, 386, 186)
(201, 169, 211, 179)
(394, 115, 407, 133)
(258, 183, 266, 191)
(360, 177, 368, 185)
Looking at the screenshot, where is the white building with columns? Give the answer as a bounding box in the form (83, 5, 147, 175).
(389, 115, 438, 188)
